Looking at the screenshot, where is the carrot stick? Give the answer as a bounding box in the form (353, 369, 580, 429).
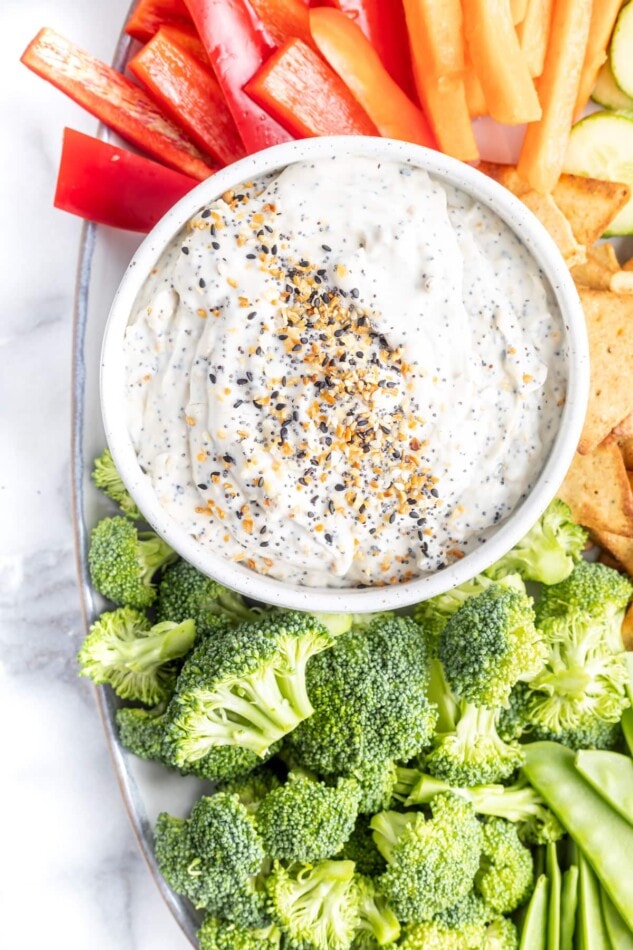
(517, 0, 593, 194)
(574, 0, 623, 120)
(464, 57, 487, 117)
(517, 0, 554, 78)
(511, 0, 529, 24)
(463, 0, 541, 125)
(402, 0, 478, 160)
(309, 7, 436, 146)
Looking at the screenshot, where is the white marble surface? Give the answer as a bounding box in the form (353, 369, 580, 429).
(2, 1, 189, 946)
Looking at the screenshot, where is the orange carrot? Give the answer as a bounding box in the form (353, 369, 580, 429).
(402, 0, 478, 160)
(511, 0, 529, 23)
(574, 0, 623, 120)
(309, 7, 436, 146)
(464, 57, 487, 117)
(463, 0, 541, 125)
(517, 0, 553, 78)
(517, 0, 593, 193)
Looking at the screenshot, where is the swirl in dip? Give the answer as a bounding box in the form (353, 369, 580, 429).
(124, 157, 567, 588)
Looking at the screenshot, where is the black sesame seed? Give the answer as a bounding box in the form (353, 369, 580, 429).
(199, 278, 206, 288)
(181, 246, 189, 255)
(335, 484, 345, 492)
(322, 244, 332, 252)
(212, 241, 220, 250)
(201, 209, 211, 219)
(223, 454, 235, 464)
(197, 483, 208, 490)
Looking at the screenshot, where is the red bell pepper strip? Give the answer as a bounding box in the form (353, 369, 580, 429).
(309, 8, 435, 146)
(245, 38, 378, 138)
(247, 0, 314, 48)
(20, 28, 215, 180)
(129, 28, 245, 166)
(322, 0, 416, 99)
(125, 0, 193, 43)
(54, 128, 197, 232)
(183, 0, 291, 153)
(152, 23, 210, 66)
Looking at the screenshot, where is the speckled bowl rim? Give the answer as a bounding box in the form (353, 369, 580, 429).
(101, 135, 589, 613)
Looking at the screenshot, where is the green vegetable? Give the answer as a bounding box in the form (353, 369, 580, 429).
(600, 886, 633, 950)
(351, 758, 399, 815)
(517, 605, 630, 750)
(77, 606, 195, 705)
(426, 696, 524, 787)
(340, 815, 386, 877)
(438, 585, 545, 709)
(254, 773, 360, 863)
(475, 818, 534, 915)
(481, 916, 519, 949)
(591, 59, 633, 110)
(154, 794, 268, 924)
(215, 767, 283, 813)
(545, 842, 560, 950)
(116, 705, 170, 763)
(354, 874, 401, 947)
(92, 447, 142, 520)
(288, 615, 437, 776)
(414, 571, 525, 644)
(622, 707, 633, 756)
(165, 611, 333, 776)
(575, 749, 633, 825)
(518, 874, 548, 950)
(88, 516, 176, 607)
(197, 917, 282, 949)
(577, 851, 610, 950)
(266, 859, 359, 950)
(397, 891, 489, 948)
(370, 794, 483, 923)
(609, 1, 633, 98)
(394, 768, 563, 844)
(535, 561, 632, 638)
(485, 499, 587, 585)
(559, 865, 578, 950)
(523, 741, 633, 929)
(156, 559, 256, 635)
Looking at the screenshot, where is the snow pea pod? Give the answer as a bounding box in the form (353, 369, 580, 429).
(523, 741, 633, 930)
(559, 865, 578, 950)
(577, 852, 609, 950)
(519, 874, 548, 950)
(575, 749, 633, 826)
(546, 841, 561, 950)
(601, 887, 633, 949)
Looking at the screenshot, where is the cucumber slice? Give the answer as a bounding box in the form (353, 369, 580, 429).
(564, 110, 633, 235)
(611, 2, 633, 99)
(592, 60, 633, 110)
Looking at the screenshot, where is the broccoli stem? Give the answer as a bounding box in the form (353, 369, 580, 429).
(122, 621, 195, 673)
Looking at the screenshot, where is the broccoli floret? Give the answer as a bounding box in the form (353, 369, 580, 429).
(351, 759, 398, 814)
(393, 769, 563, 845)
(535, 561, 632, 638)
(439, 586, 545, 709)
(116, 704, 277, 780)
(92, 448, 143, 520)
(267, 859, 359, 950)
(255, 773, 360, 863)
(77, 606, 195, 705)
(474, 819, 533, 915)
(414, 573, 526, 646)
(116, 705, 170, 763)
(396, 892, 489, 947)
(353, 875, 400, 948)
(288, 616, 437, 776)
(156, 560, 256, 636)
(519, 610, 630, 747)
(341, 816, 387, 877)
(485, 499, 587, 585)
(216, 766, 283, 812)
(88, 516, 175, 608)
(370, 795, 483, 923)
(155, 794, 268, 924)
(165, 612, 333, 776)
(198, 917, 282, 950)
(481, 916, 518, 949)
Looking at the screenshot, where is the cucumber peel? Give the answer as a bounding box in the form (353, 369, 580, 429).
(610, 1, 633, 99)
(592, 60, 633, 111)
(564, 110, 633, 235)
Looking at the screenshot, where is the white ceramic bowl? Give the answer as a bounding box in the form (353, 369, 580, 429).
(101, 136, 589, 614)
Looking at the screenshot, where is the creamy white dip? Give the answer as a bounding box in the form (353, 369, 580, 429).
(124, 157, 567, 588)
